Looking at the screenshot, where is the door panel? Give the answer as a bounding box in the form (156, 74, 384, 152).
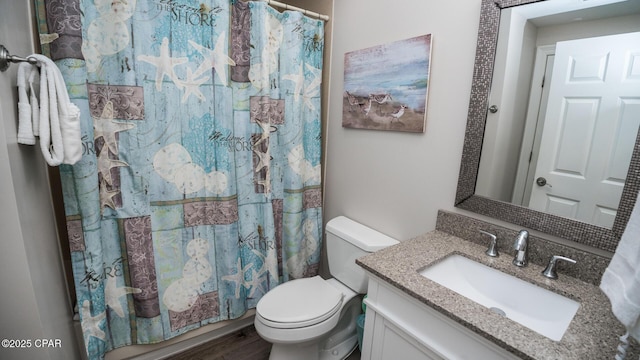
(529, 32, 640, 228)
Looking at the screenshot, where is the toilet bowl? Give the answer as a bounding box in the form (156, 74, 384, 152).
(254, 216, 399, 360)
(255, 277, 361, 360)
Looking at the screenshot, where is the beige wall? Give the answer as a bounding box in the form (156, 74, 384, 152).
(0, 2, 80, 360)
(324, 0, 482, 241)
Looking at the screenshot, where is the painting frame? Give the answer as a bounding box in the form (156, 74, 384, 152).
(342, 34, 432, 133)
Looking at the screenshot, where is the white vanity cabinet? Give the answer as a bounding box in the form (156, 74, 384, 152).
(360, 274, 521, 360)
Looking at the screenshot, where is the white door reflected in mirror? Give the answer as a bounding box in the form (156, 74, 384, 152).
(528, 32, 640, 228)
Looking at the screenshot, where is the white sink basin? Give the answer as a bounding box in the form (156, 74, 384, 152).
(419, 254, 579, 341)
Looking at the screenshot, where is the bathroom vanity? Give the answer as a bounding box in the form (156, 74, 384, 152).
(361, 273, 518, 360)
(357, 229, 631, 359)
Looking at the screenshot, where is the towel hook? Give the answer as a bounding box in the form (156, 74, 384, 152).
(0, 44, 38, 72)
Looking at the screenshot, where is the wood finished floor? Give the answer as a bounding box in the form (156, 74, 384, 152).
(171, 325, 361, 360)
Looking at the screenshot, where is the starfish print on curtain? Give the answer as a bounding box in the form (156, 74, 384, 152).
(96, 147, 128, 186)
(188, 32, 236, 86)
(92, 101, 136, 155)
(252, 117, 272, 193)
(104, 275, 142, 318)
(137, 37, 188, 91)
(283, 63, 323, 111)
(303, 64, 322, 111)
(179, 68, 209, 103)
(245, 268, 267, 298)
(99, 180, 120, 210)
(252, 247, 278, 277)
(222, 258, 253, 299)
(80, 300, 106, 344)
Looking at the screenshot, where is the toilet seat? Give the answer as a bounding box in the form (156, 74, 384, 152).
(256, 276, 344, 329)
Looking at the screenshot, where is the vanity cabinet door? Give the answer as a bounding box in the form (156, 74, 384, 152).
(368, 315, 443, 360)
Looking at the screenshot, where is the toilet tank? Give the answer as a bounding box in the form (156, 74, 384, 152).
(326, 216, 399, 293)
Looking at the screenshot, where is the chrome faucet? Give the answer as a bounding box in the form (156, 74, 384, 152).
(512, 230, 529, 267)
(541, 255, 576, 279)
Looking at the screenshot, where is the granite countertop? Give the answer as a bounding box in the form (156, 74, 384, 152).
(356, 230, 632, 360)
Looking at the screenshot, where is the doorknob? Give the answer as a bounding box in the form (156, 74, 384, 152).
(536, 177, 552, 187)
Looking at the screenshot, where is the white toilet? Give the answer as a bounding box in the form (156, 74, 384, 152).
(254, 216, 399, 360)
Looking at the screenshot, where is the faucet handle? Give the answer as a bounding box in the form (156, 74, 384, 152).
(541, 255, 576, 279)
(479, 230, 499, 257)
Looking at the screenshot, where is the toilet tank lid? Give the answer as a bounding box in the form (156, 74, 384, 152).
(326, 216, 399, 252)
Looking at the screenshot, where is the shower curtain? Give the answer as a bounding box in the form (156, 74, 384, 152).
(34, 1, 324, 358)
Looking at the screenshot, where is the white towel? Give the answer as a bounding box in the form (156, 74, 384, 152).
(39, 57, 65, 166)
(46, 55, 82, 165)
(601, 190, 640, 341)
(16, 55, 82, 166)
(17, 62, 39, 145)
(29, 62, 41, 137)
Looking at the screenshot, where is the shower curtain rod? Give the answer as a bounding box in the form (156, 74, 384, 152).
(262, 0, 330, 21)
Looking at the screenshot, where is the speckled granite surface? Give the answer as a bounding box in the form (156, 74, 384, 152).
(356, 231, 639, 360)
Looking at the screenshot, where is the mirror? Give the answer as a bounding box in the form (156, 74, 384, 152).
(476, 0, 640, 230)
(455, 0, 640, 253)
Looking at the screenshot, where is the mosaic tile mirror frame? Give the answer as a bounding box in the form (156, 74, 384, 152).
(454, 0, 640, 253)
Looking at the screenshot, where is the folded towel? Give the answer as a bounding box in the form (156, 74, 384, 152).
(46, 56, 81, 165)
(29, 64, 40, 137)
(17, 62, 38, 145)
(16, 55, 82, 166)
(601, 190, 640, 341)
(37, 56, 65, 166)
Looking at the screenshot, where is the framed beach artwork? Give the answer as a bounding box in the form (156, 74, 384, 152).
(342, 34, 432, 133)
